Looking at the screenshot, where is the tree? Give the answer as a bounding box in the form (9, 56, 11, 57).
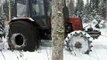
(101, 0, 107, 19)
(9, 0, 11, 21)
(51, 0, 65, 60)
(0, 0, 15, 21)
(75, 0, 84, 17)
(91, 0, 100, 11)
(0, 0, 6, 18)
(66, 0, 74, 17)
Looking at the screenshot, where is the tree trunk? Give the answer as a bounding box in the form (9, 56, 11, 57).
(68, 0, 74, 17)
(8, 0, 11, 21)
(51, 0, 65, 60)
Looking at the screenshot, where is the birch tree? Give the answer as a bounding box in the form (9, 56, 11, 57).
(51, 0, 65, 60)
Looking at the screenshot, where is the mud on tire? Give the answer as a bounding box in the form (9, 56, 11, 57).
(65, 31, 93, 54)
(8, 21, 40, 51)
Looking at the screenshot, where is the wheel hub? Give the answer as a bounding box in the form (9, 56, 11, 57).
(11, 33, 25, 48)
(74, 42, 82, 49)
(15, 35, 24, 46)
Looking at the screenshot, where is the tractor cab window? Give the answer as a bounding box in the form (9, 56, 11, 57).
(16, 0, 27, 17)
(16, 0, 52, 18)
(32, 0, 52, 17)
(32, 0, 45, 17)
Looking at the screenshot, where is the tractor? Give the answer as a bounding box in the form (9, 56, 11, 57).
(7, 0, 101, 54)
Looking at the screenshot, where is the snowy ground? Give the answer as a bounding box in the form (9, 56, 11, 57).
(0, 22, 107, 60)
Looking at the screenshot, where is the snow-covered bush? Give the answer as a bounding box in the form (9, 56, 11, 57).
(91, 15, 106, 29)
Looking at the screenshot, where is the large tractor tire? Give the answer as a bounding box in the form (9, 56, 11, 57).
(65, 31, 93, 54)
(8, 21, 40, 51)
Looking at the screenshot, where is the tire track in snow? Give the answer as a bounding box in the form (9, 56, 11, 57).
(92, 48, 100, 60)
(90, 34, 107, 60)
(1, 50, 19, 60)
(13, 51, 24, 60)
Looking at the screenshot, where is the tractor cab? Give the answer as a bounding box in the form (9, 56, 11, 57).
(15, 0, 51, 29)
(15, 0, 83, 31)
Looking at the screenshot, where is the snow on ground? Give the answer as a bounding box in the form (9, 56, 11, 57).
(0, 22, 107, 60)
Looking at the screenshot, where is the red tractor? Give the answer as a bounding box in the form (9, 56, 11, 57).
(8, 0, 101, 54)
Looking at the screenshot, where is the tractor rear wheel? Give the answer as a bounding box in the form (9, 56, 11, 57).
(8, 21, 40, 51)
(65, 31, 93, 54)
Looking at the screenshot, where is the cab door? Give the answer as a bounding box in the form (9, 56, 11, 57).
(31, 0, 50, 29)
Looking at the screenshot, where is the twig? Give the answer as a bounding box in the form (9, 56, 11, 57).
(18, 51, 24, 60)
(13, 51, 20, 60)
(1, 50, 6, 60)
(46, 48, 50, 60)
(101, 35, 107, 38)
(93, 48, 100, 60)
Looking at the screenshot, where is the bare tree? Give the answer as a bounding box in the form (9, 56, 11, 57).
(8, 0, 11, 21)
(75, 0, 84, 17)
(0, 0, 5, 18)
(51, 0, 65, 60)
(66, 0, 74, 17)
(101, 0, 107, 20)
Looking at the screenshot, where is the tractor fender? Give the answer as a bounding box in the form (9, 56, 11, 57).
(8, 17, 41, 51)
(11, 17, 35, 22)
(10, 17, 40, 28)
